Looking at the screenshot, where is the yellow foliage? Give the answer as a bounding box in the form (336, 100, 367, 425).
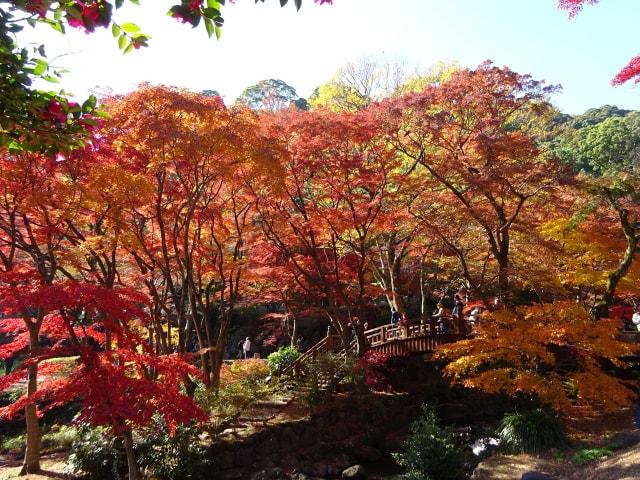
(436, 301, 637, 414)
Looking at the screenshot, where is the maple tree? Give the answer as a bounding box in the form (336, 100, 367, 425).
(253, 108, 404, 353)
(436, 301, 637, 413)
(105, 85, 280, 388)
(0, 143, 205, 475)
(377, 63, 562, 301)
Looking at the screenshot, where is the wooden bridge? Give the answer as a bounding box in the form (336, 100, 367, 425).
(282, 322, 468, 376)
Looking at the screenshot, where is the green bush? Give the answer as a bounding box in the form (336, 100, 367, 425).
(136, 418, 211, 480)
(42, 424, 78, 450)
(66, 421, 211, 480)
(266, 345, 301, 374)
(66, 425, 125, 480)
(299, 352, 348, 407)
(195, 375, 273, 431)
(1, 433, 25, 452)
(392, 404, 463, 480)
(497, 409, 567, 453)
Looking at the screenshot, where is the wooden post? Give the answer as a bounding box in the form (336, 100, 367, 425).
(381, 326, 386, 343)
(326, 326, 333, 351)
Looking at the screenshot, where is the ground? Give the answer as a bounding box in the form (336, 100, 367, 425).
(0, 452, 72, 480)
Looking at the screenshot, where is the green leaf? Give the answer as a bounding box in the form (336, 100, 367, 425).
(203, 7, 221, 18)
(214, 24, 222, 40)
(118, 33, 127, 49)
(123, 43, 134, 54)
(121, 22, 140, 34)
(280, 0, 288, 6)
(33, 59, 48, 76)
(204, 18, 214, 38)
(42, 75, 59, 83)
(294, 0, 301, 10)
(115, 0, 124, 8)
(112, 23, 121, 37)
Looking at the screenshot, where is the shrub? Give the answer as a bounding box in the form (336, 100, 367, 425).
(196, 363, 274, 431)
(392, 404, 463, 480)
(136, 418, 211, 480)
(571, 447, 614, 465)
(266, 345, 301, 374)
(67, 421, 211, 480)
(497, 409, 567, 453)
(42, 424, 78, 450)
(299, 352, 348, 406)
(66, 425, 125, 480)
(1, 433, 25, 452)
(220, 358, 269, 386)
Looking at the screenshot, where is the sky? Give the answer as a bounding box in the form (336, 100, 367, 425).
(18, 0, 640, 115)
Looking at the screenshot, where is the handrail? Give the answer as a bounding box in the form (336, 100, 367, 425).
(281, 318, 469, 376)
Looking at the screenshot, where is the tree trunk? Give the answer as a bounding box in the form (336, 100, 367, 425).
(20, 364, 40, 475)
(594, 208, 638, 319)
(122, 430, 139, 480)
(20, 324, 41, 475)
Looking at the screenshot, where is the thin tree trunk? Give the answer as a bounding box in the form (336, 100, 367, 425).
(595, 208, 638, 319)
(122, 430, 139, 480)
(20, 323, 41, 475)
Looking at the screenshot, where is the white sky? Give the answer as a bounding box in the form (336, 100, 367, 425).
(17, 0, 640, 114)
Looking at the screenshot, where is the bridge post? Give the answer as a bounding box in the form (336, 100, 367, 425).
(401, 324, 409, 339)
(381, 327, 386, 343)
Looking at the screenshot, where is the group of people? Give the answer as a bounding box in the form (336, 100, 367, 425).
(236, 336, 252, 359)
(389, 293, 483, 335)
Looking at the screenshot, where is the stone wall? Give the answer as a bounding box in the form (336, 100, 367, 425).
(210, 398, 411, 479)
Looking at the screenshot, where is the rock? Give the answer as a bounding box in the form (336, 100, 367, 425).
(327, 454, 352, 476)
(310, 461, 328, 477)
(352, 445, 382, 463)
(610, 430, 640, 449)
(222, 469, 243, 480)
(342, 465, 367, 480)
(521, 472, 557, 480)
(290, 474, 323, 480)
(378, 432, 403, 453)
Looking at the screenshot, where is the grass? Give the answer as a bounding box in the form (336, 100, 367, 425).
(571, 446, 615, 465)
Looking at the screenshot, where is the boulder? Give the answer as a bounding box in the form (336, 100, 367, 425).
(341, 465, 367, 480)
(352, 445, 382, 463)
(521, 472, 557, 480)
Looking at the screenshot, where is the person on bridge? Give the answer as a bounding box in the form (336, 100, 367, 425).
(632, 308, 640, 332)
(433, 303, 446, 334)
(391, 307, 401, 325)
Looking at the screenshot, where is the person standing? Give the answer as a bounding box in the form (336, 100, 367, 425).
(391, 307, 401, 325)
(632, 308, 640, 332)
(452, 294, 465, 334)
(242, 336, 251, 359)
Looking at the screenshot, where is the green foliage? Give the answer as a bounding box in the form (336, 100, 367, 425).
(298, 352, 348, 406)
(195, 375, 272, 430)
(392, 404, 463, 480)
(42, 424, 78, 450)
(67, 425, 125, 480)
(1, 432, 25, 452)
(571, 447, 614, 465)
(236, 78, 303, 111)
(497, 409, 567, 454)
(67, 421, 210, 480)
(266, 345, 301, 374)
(135, 418, 211, 480)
